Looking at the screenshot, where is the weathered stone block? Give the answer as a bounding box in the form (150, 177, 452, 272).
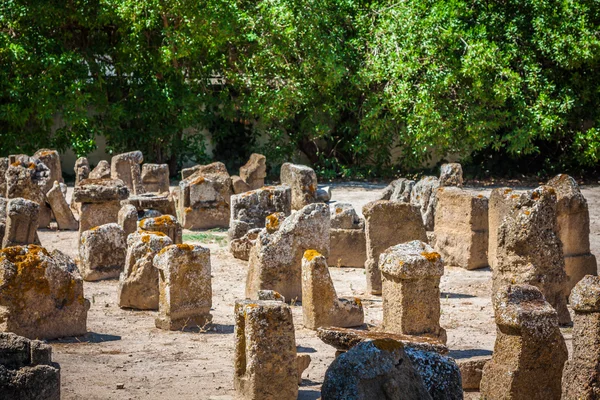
(239, 153, 267, 190)
(46, 181, 77, 231)
(89, 160, 111, 180)
(410, 176, 440, 230)
(111, 151, 144, 195)
(141, 163, 169, 194)
(117, 204, 138, 237)
(2, 198, 39, 249)
(74, 157, 89, 186)
(280, 162, 317, 210)
(138, 215, 182, 244)
(439, 163, 463, 187)
(79, 223, 126, 281)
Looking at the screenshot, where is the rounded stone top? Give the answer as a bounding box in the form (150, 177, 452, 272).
(379, 240, 444, 279)
(138, 214, 178, 229)
(570, 275, 600, 312)
(0, 244, 50, 266)
(493, 284, 558, 330)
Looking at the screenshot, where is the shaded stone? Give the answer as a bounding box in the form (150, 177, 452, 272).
(380, 240, 447, 343)
(72, 178, 129, 204)
(439, 163, 463, 187)
(73, 157, 89, 186)
(231, 175, 250, 194)
(256, 289, 285, 302)
(234, 300, 298, 400)
(329, 203, 366, 268)
(110, 151, 144, 195)
(117, 204, 138, 237)
(141, 163, 169, 194)
(316, 327, 449, 355)
(79, 223, 126, 281)
(179, 162, 232, 229)
(0, 245, 89, 339)
(0, 332, 60, 400)
(410, 176, 440, 231)
(316, 186, 331, 202)
(45, 181, 78, 231)
(230, 228, 261, 261)
(154, 244, 212, 330)
(363, 200, 427, 295)
(321, 339, 433, 400)
(457, 356, 490, 391)
(138, 215, 182, 244)
(547, 174, 597, 295)
(480, 284, 567, 400)
(433, 187, 488, 270)
(280, 162, 317, 210)
(89, 160, 111, 180)
(5, 156, 48, 206)
(493, 186, 571, 325)
(487, 187, 520, 270)
(2, 198, 39, 249)
(380, 178, 415, 202)
(239, 153, 267, 190)
(330, 203, 363, 230)
(33, 149, 62, 193)
(296, 354, 311, 384)
(0, 158, 8, 196)
(245, 203, 330, 301)
(301, 250, 364, 329)
(117, 232, 172, 310)
(229, 185, 292, 259)
(121, 193, 176, 216)
(562, 275, 600, 399)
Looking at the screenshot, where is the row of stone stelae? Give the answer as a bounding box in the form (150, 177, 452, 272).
(0, 149, 598, 399)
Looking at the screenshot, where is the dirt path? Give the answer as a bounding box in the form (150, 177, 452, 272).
(37, 182, 597, 399)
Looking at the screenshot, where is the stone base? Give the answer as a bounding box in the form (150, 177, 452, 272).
(78, 201, 121, 237)
(181, 205, 229, 229)
(328, 228, 367, 268)
(565, 253, 598, 296)
(80, 265, 122, 282)
(155, 313, 212, 331)
(434, 229, 488, 270)
(457, 356, 491, 391)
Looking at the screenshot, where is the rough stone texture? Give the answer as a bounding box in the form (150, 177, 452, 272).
(380, 240, 447, 344)
(111, 151, 144, 195)
(117, 232, 172, 310)
(239, 153, 267, 190)
(487, 187, 520, 270)
(229, 186, 292, 259)
(122, 193, 176, 216)
(363, 201, 427, 295)
(316, 327, 448, 355)
(78, 201, 122, 240)
(154, 244, 212, 330)
(280, 162, 318, 210)
(33, 149, 63, 193)
(234, 300, 298, 400)
(562, 275, 600, 399)
(230, 228, 261, 261)
(246, 203, 330, 301)
(493, 186, 571, 325)
(403, 347, 463, 400)
(181, 162, 229, 180)
(2, 198, 40, 249)
(433, 187, 488, 270)
(379, 178, 416, 203)
(0, 157, 8, 196)
(0, 332, 60, 400)
(256, 290, 285, 302)
(88, 160, 111, 180)
(74, 157, 90, 186)
(296, 354, 311, 384)
(0, 197, 7, 243)
(72, 178, 129, 204)
(457, 356, 490, 391)
(439, 163, 463, 187)
(46, 181, 78, 231)
(231, 175, 251, 194)
(301, 250, 364, 329)
(79, 223, 127, 281)
(179, 162, 232, 229)
(547, 174, 597, 295)
(0, 245, 89, 339)
(410, 176, 440, 231)
(321, 339, 433, 400)
(141, 163, 170, 194)
(329, 203, 366, 268)
(480, 284, 568, 400)
(138, 215, 182, 244)
(118, 204, 138, 237)
(5, 156, 49, 207)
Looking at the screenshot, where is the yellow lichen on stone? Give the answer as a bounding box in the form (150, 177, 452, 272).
(303, 249, 322, 261)
(354, 297, 362, 306)
(335, 208, 342, 214)
(372, 338, 404, 351)
(504, 189, 513, 195)
(421, 251, 441, 262)
(192, 176, 205, 185)
(266, 214, 280, 231)
(176, 243, 194, 251)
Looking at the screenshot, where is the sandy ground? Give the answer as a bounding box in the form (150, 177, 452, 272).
(35, 182, 600, 399)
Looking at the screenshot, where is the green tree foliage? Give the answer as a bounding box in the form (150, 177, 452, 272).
(1, 0, 600, 177)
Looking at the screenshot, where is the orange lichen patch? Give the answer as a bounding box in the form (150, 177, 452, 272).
(477, 194, 484, 198)
(27, 162, 36, 169)
(524, 210, 531, 215)
(308, 184, 316, 194)
(421, 251, 441, 262)
(511, 194, 519, 199)
(176, 243, 195, 251)
(37, 150, 54, 157)
(89, 226, 100, 231)
(141, 215, 175, 228)
(336, 208, 342, 214)
(504, 189, 513, 194)
(372, 338, 404, 352)
(191, 176, 206, 185)
(140, 230, 167, 238)
(531, 191, 540, 200)
(184, 207, 192, 214)
(266, 214, 280, 231)
(354, 297, 362, 306)
(10, 162, 20, 167)
(303, 249, 322, 261)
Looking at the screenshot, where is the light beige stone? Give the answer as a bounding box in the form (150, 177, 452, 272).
(488, 187, 520, 270)
(234, 300, 298, 400)
(245, 203, 330, 301)
(379, 178, 415, 202)
(79, 223, 126, 281)
(379, 240, 447, 343)
(154, 244, 212, 330)
(0, 157, 8, 196)
(33, 149, 63, 193)
(296, 354, 311, 384)
(410, 176, 440, 230)
(110, 151, 144, 195)
(117, 231, 172, 310)
(2, 198, 39, 249)
(141, 163, 169, 194)
(457, 356, 490, 391)
(46, 181, 78, 231)
(433, 187, 488, 270)
(363, 200, 427, 295)
(239, 153, 267, 190)
(138, 215, 182, 244)
(328, 203, 366, 268)
(231, 175, 251, 194)
(74, 157, 89, 186)
(89, 160, 111, 180)
(439, 163, 463, 187)
(480, 284, 567, 400)
(280, 163, 317, 210)
(0, 245, 89, 339)
(118, 204, 138, 237)
(301, 250, 363, 329)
